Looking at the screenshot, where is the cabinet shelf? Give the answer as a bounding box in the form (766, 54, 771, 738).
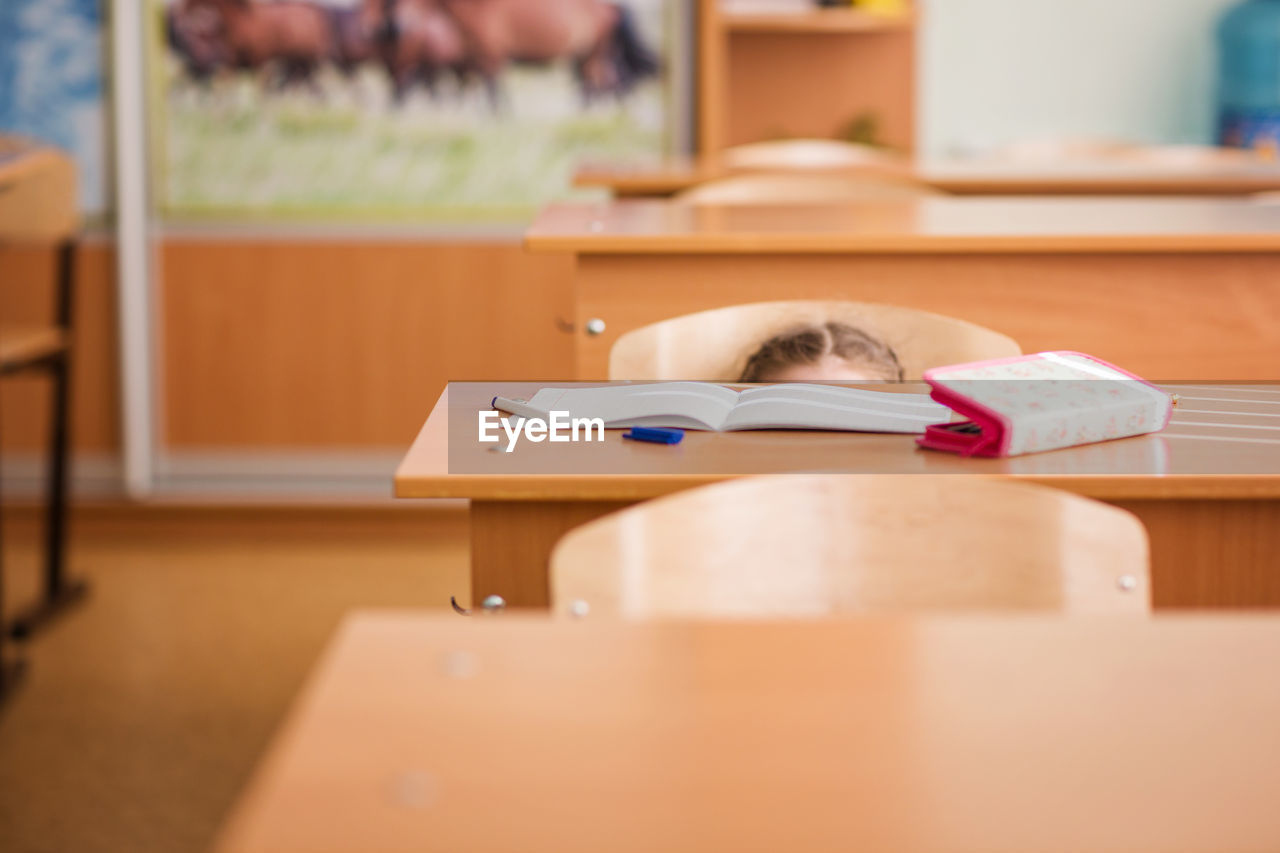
(724, 7, 916, 34)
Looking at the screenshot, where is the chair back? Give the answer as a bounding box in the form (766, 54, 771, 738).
(722, 138, 909, 173)
(551, 475, 1151, 618)
(673, 172, 941, 206)
(609, 300, 1021, 381)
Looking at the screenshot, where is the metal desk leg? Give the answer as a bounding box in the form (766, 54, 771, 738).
(0, 429, 28, 703)
(8, 239, 88, 639)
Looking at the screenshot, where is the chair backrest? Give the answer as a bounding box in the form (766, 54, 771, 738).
(673, 172, 941, 206)
(608, 300, 1021, 381)
(722, 138, 910, 173)
(551, 475, 1151, 618)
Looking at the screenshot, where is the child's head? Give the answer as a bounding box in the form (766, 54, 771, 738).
(738, 322, 904, 383)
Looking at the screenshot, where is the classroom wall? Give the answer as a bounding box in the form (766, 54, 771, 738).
(919, 0, 1238, 160)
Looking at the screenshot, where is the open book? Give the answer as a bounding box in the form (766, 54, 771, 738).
(500, 382, 949, 433)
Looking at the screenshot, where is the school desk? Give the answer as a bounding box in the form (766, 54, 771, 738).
(574, 157, 1280, 197)
(919, 156, 1280, 196)
(0, 136, 78, 241)
(0, 137, 83, 669)
(395, 382, 1280, 610)
(525, 197, 1280, 380)
(215, 612, 1280, 853)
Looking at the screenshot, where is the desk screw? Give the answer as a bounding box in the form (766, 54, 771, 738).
(585, 318, 606, 336)
(481, 594, 506, 612)
(442, 650, 478, 679)
(568, 600, 590, 619)
(388, 770, 438, 809)
(1117, 575, 1138, 592)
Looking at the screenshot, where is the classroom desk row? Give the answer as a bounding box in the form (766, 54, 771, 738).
(396, 381, 1280, 611)
(216, 612, 1280, 853)
(525, 197, 1280, 380)
(220, 192, 1280, 849)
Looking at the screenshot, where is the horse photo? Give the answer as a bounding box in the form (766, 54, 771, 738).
(156, 0, 684, 219)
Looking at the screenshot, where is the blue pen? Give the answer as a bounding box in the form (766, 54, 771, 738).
(624, 426, 684, 445)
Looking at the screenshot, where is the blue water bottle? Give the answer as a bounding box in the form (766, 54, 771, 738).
(1219, 0, 1280, 155)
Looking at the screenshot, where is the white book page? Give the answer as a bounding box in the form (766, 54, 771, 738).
(724, 384, 949, 433)
(525, 383, 741, 430)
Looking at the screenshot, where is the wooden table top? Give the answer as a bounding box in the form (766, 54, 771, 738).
(573, 157, 1280, 197)
(0, 136, 71, 192)
(216, 612, 1280, 853)
(394, 382, 1280, 501)
(0, 137, 49, 181)
(0, 135, 78, 241)
(525, 197, 1280, 254)
(920, 157, 1280, 196)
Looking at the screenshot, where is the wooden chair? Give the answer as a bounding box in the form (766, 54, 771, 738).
(0, 138, 86, 684)
(609, 300, 1021, 381)
(672, 172, 942, 205)
(550, 475, 1151, 618)
(722, 138, 910, 173)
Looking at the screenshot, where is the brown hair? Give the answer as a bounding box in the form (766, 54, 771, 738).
(738, 322, 904, 382)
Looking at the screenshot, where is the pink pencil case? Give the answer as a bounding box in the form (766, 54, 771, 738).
(917, 351, 1173, 458)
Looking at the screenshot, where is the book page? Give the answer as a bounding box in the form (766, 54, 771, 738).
(524, 383, 740, 430)
(723, 384, 948, 433)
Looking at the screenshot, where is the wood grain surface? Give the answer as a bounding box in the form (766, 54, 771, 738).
(216, 613, 1280, 853)
(527, 198, 1280, 253)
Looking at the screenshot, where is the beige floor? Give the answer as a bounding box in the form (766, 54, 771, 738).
(0, 504, 469, 853)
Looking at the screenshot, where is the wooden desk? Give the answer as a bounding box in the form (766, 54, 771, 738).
(0, 137, 81, 684)
(526, 198, 1280, 380)
(920, 157, 1280, 196)
(574, 158, 1280, 197)
(216, 612, 1280, 853)
(0, 137, 78, 242)
(396, 382, 1280, 610)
